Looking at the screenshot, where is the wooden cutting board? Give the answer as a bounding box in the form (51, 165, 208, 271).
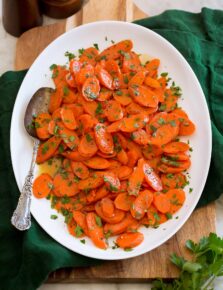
(15, 0, 216, 281)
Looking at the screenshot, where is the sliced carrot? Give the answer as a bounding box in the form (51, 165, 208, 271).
(66, 72, 76, 88)
(78, 96, 98, 117)
(157, 160, 191, 173)
(60, 107, 77, 130)
(163, 141, 190, 154)
(120, 114, 149, 133)
(104, 213, 135, 235)
(86, 186, 109, 204)
(127, 150, 139, 168)
(144, 76, 160, 89)
(101, 197, 115, 218)
(69, 59, 82, 74)
(105, 59, 122, 77)
(48, 89, 63, 113)
(116, 133, 127, 149)
(67, 219, 79, 237)
(126, 102, 157, 115)
(127, 139, 143, 158)
(75, 64, 94, 86)
(95, 201, 125, 224)
(78, 132, 98, 158)
(70, 161, 89, 179)
(61, 86, 78, 104)
(114, 192, 135, 211)
(33, 173, 53, 198)
(53, 171, 79, 197)
(63, 103, 84, 118)
(35, 113, 52, 140)
(83, 156, 110, 169)
(95, 64, 113, 90)
(129, 85, 159, 108)
(145, 59, 160, 77)
(82, 204, 96, 212)
(106, 120, 122, 133)
(164, 153, 189, 161)
(150, 123, 179, 146)
(161, 173, 187, 190)
(36, 136, 62, 164)
(63, 158, 73, 172)
(122, 51, 141, 73)
(98, 88, 113, 101)
(166, 189, 186, 213)
(131, 129, 150, 145)
(179, 118, 196, 136)
(128, 70, 146, 86)
(103, 172, 121, 192)
(52, 65, 68, 87)
(79, 47, 99, 66)
(113, 89, 132, 106)
(82, 76, 100, 102)
(58, 123, 79, 150)
(117, 148, 128, 165)
(86, 212, 107, 249)
(142, 160, 163, 191)
(73, 210, 89, 236)
(97, 151, 117, 159)
(105, 100, 123, 122)
(78, 174, 104, 191)
(61, 150, 88, 161)
(127, 158, 144, 196)
(94, 123, 114, 154)
(153, 193, 171, 214)
(78, 114, 97, 133)
(131, 190, 153, 219)
(116, 232, 144, 249)
(117, 166, 133, 180)
(97, 39, 133, 61)
(160, 89, 178, 112)
(142, 144, 163, 160)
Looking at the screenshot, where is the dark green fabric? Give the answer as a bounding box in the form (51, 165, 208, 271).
(0, 7, 223, 290)
(134, 7, 223, 207)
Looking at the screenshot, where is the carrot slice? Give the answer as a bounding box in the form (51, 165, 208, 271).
(122, 51, 141, 73)
(98, 88, 113, 101)
(71, 161, 89, 180)
(114, 192, 135, 211)
(106, 120, 122, 133)
(161, 173, 187, 190)
(113, 89, 132, 106)
(78, 174, 104, 191)
(51, 65, 68, 88)
(120, 114, 149, 133)
(82, 76, 100, 102)
(142, 144, 163, 160)
(69, 59, 82, 74)
(103, 172, 121, 192)
(104, 213, 135, 235)
(101, 197, 115, 218)
(166, 189, 186, 213)
(129, 85, 159, 108)
(127, 150, 139, 168)
(86, 212, 107, 249)
(61, 86, 78, 104)
(145, 59, 160, 77)
(105, 59, 122, 77)
(131, 129, 150, 145)
(49, 89, 63, 113)
(78, 114, 97, 133)
(66, 73, 76, 88)
(116, 232, 144, 249)
(86, 186, 109, 204)
(94, 123, 114, 154)
(131, 190, 153, 219)
(163, 141, 190, 154)
(63, 158, 73, 172)
(153, 193, 171, 214)
(61, 150, 88, 161)
(117, 166, 133, 180)
(33, 173, 53, 198)
(128, 70, 146, 86)
(164, 153, 189, 162)
(73, 210, 89, 236)
(179, 118, 196, 136)
(35, 113, 52, 140)
(95, 64, 113, 90)
(75, 64, 94, 86)
(78, 132, 98, 158)
(142, 160, 163, 191)
(83, 156, 110, 169)
(160, 89, 178, 112)
(126, 102, 157, 115)
(97, 151, 117, 159)
(150, 123, 179, 146)
(127, 158, 144, 196)
(53, 171, 79, 197)
(95, 201, 125, 224)
(97, 39, 133, 61)
(63, 103, 84, 118)
(58, 123, 79, 150)
(67, 219, 81, 237)
(105, 100, 124, 122)
(60, 107, 77, 130)
(127, 139, 143, 159)
(157, 160, 191, 173)
(36, 136, 62, 164)
(79, 47, 99, 66)
(117, 149, 128, 165)
(144, 76, 160, 89)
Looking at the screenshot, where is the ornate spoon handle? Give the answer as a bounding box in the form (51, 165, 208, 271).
(11, 139, 40, 230)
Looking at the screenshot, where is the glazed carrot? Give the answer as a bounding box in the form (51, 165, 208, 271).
(144, 76, 160, 89)
(166, 189, 186, 213)
(128, 70, 146, 86)
(67, 219, 80, 237)
(120, 114, 149, 133)
(53, 171, 79, 197)
(78, 174, 104, 191)
(35, 113, 52, 140)
(142, 144, 163, 160)
(126, 102, 157, 115)
(95, 64, 113, 90)
(150, 123, 179, 146)
(157, 160, 191, 173)
(127, 158, 144, 196)
(114, 192, 135, 211)
(86, 212, 107, 249)
(73, 210, 89, 236)
(145, 59, 160, 77)
(98, 88, 113, 101)
(58, 123, 79, 150)
(86, 186, 109, 204)
(160, 89, 178, 112)
(97, 151, 117, 159)
(113, 89, 132, 106)
(163, 141, 190, 154)
(48, 89, 63, 113)
(131, 129, 150, 145)
(97, 39, 133, 61)
(78, 114, 97, 133)
(79, 47, 99, 66)
(71, 161, 89, 179)
(94, 123, 114, 154)
(60, 107, 77, 130)
(105, 100, 124, 122)
(61, 150, 88, 161)
(153, 193, 171, 214)
(161, 173, 186, 189)
(78, 96, 98, 117)
(116, 148, 128, 165)
(103, 172, 121, 192)
(83, 156, 110, 169)
(127, 150, 139, 168)
(33, 173, 53, 198)
(116, 232, 144, 249)
(82, 76, 100, 102)
(129, 85, 159, 108)
(142, 160, 163, 191)
(106, 120, 122, 133)
(116, 133, 127, 149)
(52, 65, 68, 87)
(179, 118, 196, 136)
(69, 59, 82, 75)
(75, 64, 94, 86)
(104, 213, 135, 235)
(164, 153, 189, 161)
(101, 197, 115, 218)
(122, 51, 141, 73)
(61, 86, 78, 104)
(95, 201, 125, 224)
(131, 190, 153, 219)
(63, 103, 83, 118)
(117, 166, 133, 180)
(63, 158, 73, 172)
(78, 132, 98, 158)
(66, 73, 76, 88)
(36, 136, 62, 164)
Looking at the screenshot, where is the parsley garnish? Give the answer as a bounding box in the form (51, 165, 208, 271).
(50, 215, 58, 220)
(65, 51, 75, 61)
(95, 215, 102, 227)
(93, 43, 99, 50)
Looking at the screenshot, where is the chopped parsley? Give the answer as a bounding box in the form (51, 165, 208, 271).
(50, 215, 58, 220)
(65, 51, 75, 61)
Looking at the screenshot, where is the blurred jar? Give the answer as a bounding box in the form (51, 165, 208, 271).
(2, 0, 43, 37)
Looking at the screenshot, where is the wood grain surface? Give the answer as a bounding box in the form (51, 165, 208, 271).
(14, 0, 216, 281)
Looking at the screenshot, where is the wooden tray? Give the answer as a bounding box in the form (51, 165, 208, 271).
(15, 0, 216, 281)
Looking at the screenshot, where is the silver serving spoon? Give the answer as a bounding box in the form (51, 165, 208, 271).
(11, 87, 54, 231)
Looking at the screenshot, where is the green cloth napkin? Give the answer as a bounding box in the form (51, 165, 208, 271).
(0, 7, 223, 290)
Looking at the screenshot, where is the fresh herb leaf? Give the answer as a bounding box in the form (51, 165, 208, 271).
(65, 51, 75, 61)
(50, 214, 58, 220)
(95, 215, 102, 227)
(75, 225, 84, 237)
(93, 43, 99, 50)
